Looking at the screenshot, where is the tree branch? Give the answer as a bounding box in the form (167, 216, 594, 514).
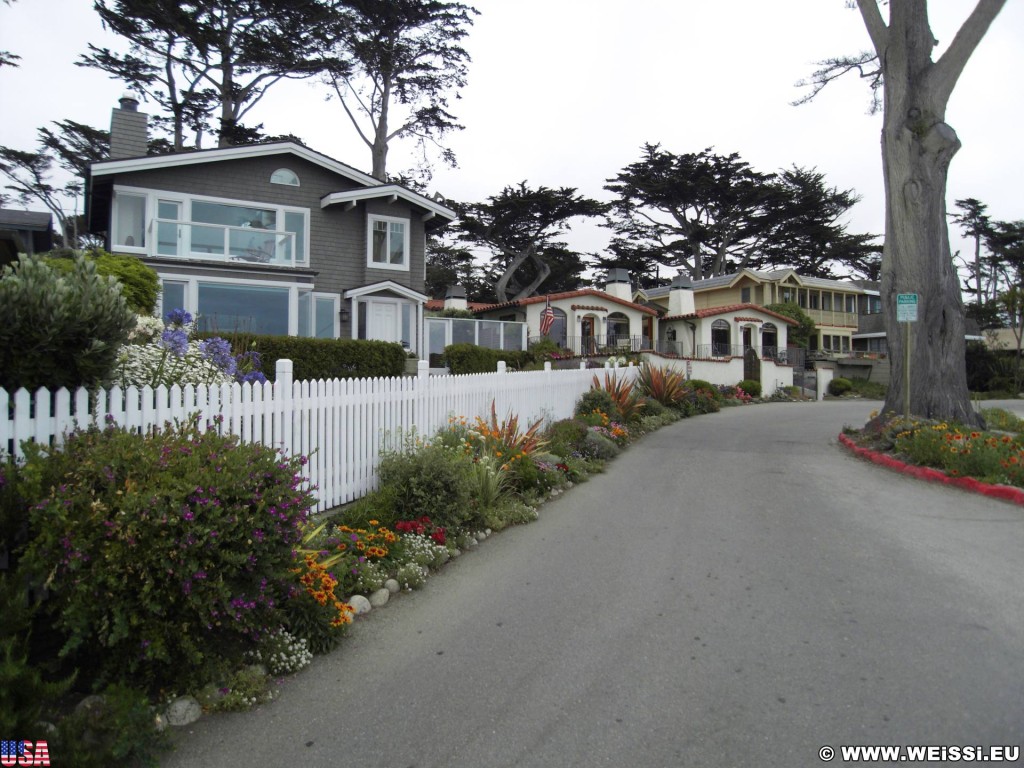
(856, 0, 889, 55)
(929, 0, 1008, 108)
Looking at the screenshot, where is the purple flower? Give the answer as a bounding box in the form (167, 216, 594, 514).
(159, 328, 189, 357)
(238, 370, 268, 385)
(164, 308, 193, 326)
(199, 337, 238, 376)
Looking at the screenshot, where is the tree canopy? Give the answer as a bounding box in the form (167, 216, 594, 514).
(451, 182, 607, 303)
(0, 121, 110, 248)
(604, 144, 878, 282)
(82, 0, 346, 149)
(326, 0, 478, 181)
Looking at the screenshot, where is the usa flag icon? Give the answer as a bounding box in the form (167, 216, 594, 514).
(0, 742, 23, 759)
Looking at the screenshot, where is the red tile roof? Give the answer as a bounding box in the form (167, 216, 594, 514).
(481, 289, 658, 316)
(662, 303, 798, 324)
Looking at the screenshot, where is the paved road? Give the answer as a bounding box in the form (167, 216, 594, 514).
(163, 401, 1024, 768)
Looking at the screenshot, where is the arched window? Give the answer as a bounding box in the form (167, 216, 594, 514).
(270, 168, 300, 186)
(548, 307, 567, 348)
(761, 322, 779, 361)
(711, 319, 731, 357)
(607, 312, 630, 345)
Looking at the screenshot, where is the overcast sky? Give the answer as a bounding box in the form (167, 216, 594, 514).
(1, 0, 1021, 280)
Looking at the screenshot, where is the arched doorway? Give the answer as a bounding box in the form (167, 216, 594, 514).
(581, 315, 597, 354)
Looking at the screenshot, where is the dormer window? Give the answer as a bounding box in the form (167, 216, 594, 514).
(270, 168, 300, 186)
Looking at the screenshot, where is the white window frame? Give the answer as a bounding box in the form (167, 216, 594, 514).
(366, 214, 410, 272)
(112, 184, 311, 265)
(111, 190, 148, 255)
(157, 272, 316, 336)
(270, 168, 300, 186)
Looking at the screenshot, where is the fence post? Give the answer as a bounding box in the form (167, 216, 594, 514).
(415, 359, 429, 438)
(275, 359, 293, 453)
(496, 360, 506, 374)
(544, 361, 552, 372)
(580, 361, 586, 370)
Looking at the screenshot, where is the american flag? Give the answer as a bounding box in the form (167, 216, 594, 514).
(539, 296, 555, 336)
(0, 742, 24, 759)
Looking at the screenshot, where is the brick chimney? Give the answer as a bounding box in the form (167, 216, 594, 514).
(667, 274, 695, 316)
(109, 93, 149, 159)
(603, 268, 632, 302)
(443, 285, 468, 311)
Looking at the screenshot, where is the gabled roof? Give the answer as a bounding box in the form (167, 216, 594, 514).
(345, 280, 429, 303)
(662, 303, 798, 325)
(321, 184, 456, 223)
(91, 140, 380, 187)
(639, 268, 868, 300)
(480, 289, 659, 317)
(89, 141, 456, 229)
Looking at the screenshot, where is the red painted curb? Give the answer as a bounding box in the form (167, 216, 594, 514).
(837, 433, 1024, 506)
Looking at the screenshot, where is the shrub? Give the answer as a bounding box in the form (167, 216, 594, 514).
(582, 430, 619, 460)
(443, 343, 533, 374)
(205, 333, 407, 380)
(847, 377, 887, 399)
(574, 388, 616, 420)
(545, 418, 590, 458)
(46, 249, 160, 315)
(377, 442, 476, 530)
(19, 417, 314, 692)
(680, 380, 722, 414)
(764, 302, 815, 348)
(56, 683, 170, 768)
(0, 254, 135, 392)
(639, 397, 668, 417)
(0, 574, 74, 737)
(737, 379, 762, 398)
(828, 377, 853, 396)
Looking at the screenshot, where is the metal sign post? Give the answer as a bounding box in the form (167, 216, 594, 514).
(896, 294, 918, 419)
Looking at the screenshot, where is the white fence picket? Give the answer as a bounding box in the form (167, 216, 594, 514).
(2, 361, 632, 512)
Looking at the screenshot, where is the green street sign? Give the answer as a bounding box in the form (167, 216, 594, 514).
(897, 293, 918, 322)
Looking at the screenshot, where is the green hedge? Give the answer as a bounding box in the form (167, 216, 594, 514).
(206, 334, 407, 381)
(443, 343, 534, 374)
(45, 249, 160, 315)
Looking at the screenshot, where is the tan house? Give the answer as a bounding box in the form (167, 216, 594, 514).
(637, 268, 865, 357)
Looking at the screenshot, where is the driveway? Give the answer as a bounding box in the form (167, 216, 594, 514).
(163, 400, 1024, 767)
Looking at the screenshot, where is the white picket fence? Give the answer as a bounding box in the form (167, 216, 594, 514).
(1, 360, 638, 512)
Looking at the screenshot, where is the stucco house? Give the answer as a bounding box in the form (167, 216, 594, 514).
(638, 268, 865, 358)
(467, 269, 660, 355)
(86, 96, 456, 357)
(650, 275, 796, 360)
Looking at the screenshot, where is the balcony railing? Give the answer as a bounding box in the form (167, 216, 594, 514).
(804, 309, 859, 328)
(656, 343, 789, 363)
(529, 335, 652, 356)
(150, 218, 298, 267)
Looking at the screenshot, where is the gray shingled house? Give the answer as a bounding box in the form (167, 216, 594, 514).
(86, 96, 456, 356)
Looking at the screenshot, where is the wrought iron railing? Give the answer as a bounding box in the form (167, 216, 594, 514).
(529, 335, 652, 356)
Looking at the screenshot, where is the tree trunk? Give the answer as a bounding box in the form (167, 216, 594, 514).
(860, 0, 1006, 426)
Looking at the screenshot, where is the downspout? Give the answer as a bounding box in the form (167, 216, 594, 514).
(684, 320, 696, 356)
